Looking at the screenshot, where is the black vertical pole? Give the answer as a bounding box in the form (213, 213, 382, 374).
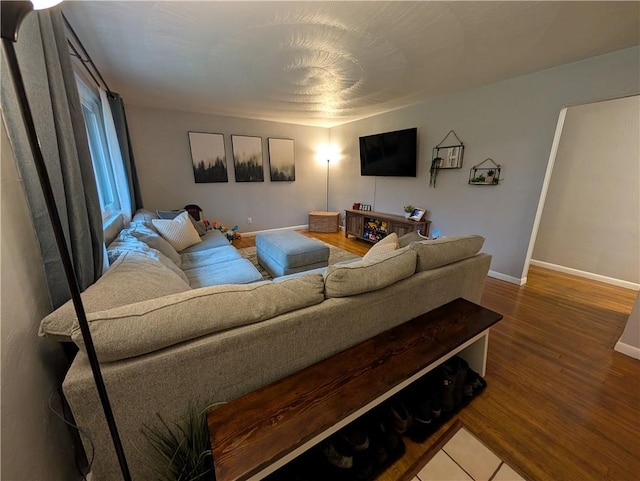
(1, 15, 132, 481)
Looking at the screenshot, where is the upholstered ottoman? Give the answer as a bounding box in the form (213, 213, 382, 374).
(256, 231, 330, 278)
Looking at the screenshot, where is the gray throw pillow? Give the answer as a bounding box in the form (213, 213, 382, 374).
(157, 209, 207, 236)
(398, 230, 425, 248)
(156, 209, 183, 219)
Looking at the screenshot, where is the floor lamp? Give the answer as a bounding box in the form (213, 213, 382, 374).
(1, 2, 132, 480)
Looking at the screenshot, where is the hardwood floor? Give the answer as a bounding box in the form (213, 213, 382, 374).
(237, 230, 639, 481)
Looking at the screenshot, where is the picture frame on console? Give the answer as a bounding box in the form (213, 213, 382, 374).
(232, 135, 264, 182)
(188, 132, 228, 183)
(267, 138, 295, 181)
(409, 208, 426, 221)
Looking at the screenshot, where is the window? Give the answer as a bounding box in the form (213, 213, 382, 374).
(76, 77, 122, 223)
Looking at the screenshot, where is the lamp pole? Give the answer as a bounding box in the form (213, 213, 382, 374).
(326, 158, 330, 212)
(1, 2, 131, 480)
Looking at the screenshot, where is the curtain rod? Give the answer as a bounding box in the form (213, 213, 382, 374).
(62, 11, 112, 94)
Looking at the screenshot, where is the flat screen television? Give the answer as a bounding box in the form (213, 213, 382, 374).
(359, 127, 417, 177)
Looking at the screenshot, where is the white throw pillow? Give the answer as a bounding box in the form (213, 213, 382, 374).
(152, 211, 202, 252)
(363, 232, 399, 261)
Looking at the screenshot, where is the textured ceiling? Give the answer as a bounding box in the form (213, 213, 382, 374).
(62, 1, 640, 127)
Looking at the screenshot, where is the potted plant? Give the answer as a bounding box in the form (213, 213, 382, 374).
(142, 402, 224, 481)
(430, 157, 442, 187)
(403, 205, 414, 219)
(485, 169, 495, 184)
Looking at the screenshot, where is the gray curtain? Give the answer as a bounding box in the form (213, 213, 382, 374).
(107, 92, 143, 214)
(1, 8, 103, 309)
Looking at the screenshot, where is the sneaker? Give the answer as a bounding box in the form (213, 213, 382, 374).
(406, 383, 432, 427)
(339, 423, 369, 452)
(451, 357, 469, 407)
(465, 368, 486, 395)
(387, 400, 412, 434)
(323, 440, 353, 470)
(441, 363, 457, 413)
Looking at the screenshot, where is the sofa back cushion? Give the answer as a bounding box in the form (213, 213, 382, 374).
(131, 209, 158, 223)
(71, 274, 326, 362)
(39, 251, 191, 341)
(324, 247, 417, 298)
(410, 235, 485, 272)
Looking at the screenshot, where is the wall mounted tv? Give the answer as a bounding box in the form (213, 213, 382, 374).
(359, 127, 417, 177)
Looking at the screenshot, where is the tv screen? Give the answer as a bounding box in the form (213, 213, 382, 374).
(359, 127, 417, 177)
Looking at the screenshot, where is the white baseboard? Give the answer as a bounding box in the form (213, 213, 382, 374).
(488, 270, 526, 285)
(242, 224, 308, 236)
(529, 260, 640, 291)
(614, 341, 640, 360)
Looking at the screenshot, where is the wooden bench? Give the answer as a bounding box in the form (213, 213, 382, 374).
(208, 298, 502, 481)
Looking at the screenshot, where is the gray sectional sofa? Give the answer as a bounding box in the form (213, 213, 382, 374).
(39, 209, 491, 481)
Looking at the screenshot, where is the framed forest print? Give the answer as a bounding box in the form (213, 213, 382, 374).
(231, 135, 264, 182)
(267, 138, 295, 181)
(188, 132, 228, 183)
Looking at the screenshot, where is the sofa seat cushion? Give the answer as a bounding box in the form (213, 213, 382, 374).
(410, 235, 485, 272)
(180, 229, 230, 253)
(184, 258, 264, 288)
(39, 251, 191, 341)
(72, 274, 326, 362)
(324, 247, 417, 298)
(179, 244, 242, 271)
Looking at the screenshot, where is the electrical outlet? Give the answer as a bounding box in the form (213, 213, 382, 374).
(247, 217, 252, 224)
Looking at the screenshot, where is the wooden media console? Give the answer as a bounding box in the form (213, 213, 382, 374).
(345, 209, 430, 243)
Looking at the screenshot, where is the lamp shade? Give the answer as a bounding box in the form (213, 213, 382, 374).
(31, 0, 63, 10)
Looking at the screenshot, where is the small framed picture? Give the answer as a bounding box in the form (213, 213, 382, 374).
(409, 208, 426, 221)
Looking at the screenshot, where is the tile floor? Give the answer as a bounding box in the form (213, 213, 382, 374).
(412, 427, 527, 481)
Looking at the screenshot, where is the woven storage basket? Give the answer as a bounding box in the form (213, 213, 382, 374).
(308, 211, 340, 233)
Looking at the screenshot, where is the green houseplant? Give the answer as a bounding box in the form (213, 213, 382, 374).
(403, 204, 414, 218)
(430, 157, 442, 187)
(142, 402, 225, 481)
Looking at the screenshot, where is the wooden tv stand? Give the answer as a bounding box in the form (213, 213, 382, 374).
(345, 209, 430, 243)
(208, 298, 502, 481)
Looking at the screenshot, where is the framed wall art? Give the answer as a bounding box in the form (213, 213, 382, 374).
(231, 135, 264, 182)
(188, 132, 228, 183)
(267, 138, 295, 181)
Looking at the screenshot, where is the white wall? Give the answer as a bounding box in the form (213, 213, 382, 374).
(1, 116, 79, 480)
(532, 96, 639, 285)
(125, 106, 329, 232)
(329, 47, 640, 282)
(616, 293, 640, 359)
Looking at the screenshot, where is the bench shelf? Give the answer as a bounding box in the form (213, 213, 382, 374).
(208, 298, 502, 481)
